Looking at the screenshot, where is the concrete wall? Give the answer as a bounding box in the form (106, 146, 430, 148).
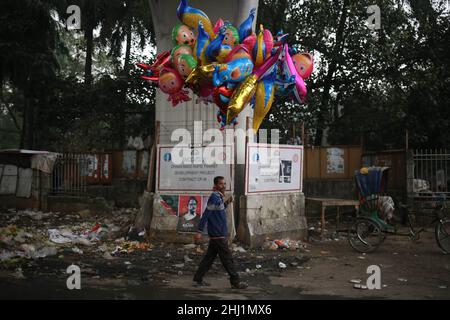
(87, 179, 147, 207)
(237, 193, 308, 248)
(47, 195, 114, 215)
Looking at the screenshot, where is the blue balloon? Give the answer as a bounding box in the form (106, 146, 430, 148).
(238, 8, 256, 43)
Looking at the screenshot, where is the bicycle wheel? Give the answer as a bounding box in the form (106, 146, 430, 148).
(435, 218, 450, 254)
(348, 218, 384, 253)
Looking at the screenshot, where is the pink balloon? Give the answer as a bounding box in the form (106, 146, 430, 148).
(282, 44, 307, 103)
(213, 18, 224, 34)
(263, 29, 273, 57)
(253, 46, 282, 79)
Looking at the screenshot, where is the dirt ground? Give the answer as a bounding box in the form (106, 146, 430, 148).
(0, 209, 449, 300)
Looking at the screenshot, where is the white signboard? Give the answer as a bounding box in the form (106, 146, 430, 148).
(246, 144, 303, 195)
(156, 145, 233, 193)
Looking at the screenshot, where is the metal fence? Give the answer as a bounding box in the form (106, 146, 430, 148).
(411, 149, 450, 200)
(51, 153, 89, 196)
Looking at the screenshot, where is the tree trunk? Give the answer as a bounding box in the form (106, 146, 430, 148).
(129, 122, 159, 240)
(0, 87, 21, 133)
(21, 99, 34, 149)
(124, 8, 132, 72)
(315, 0, 349, 145)
(20, 81, 35, 149)
(84, 25, 94, 86)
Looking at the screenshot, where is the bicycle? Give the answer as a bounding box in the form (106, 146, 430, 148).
(348, 201, 450, 254)
(347, 167, 450, 254)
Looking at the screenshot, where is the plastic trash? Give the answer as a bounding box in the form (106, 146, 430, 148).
(72, 238, 92, 246)
(195, 247, 204, 254)
(233, 246, 246, 253)
(103, 252, 114, 260)
(71, 247, 83, 254)
(34, 247, 57, 258)
(111, 246, 122, 255)
(19, 244, 36, 255)
(48, 229, 72, 244)
(0, 251, 15, 261)
(274, 240, 289, 249)
(98, 245, 108, 253)
(278, 262, 287, 269)
(256, 264, 262, 269)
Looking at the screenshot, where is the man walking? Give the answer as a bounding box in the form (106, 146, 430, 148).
(193, 176, 247, 289)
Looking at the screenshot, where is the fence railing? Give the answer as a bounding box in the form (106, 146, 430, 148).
(411, 149, 450, 200)
(51, 153, 89, 196)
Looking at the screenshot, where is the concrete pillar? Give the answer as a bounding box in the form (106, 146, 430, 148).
(148, 0, 259, 240)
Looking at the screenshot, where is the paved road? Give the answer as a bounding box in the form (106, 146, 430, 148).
(1, 229, 449, 300)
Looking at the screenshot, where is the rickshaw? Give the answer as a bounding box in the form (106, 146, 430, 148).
(348, 167, 450, 254)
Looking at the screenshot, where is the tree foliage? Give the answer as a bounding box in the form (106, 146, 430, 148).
(258, 0, 450, 149)
(0, 0, 449, 151)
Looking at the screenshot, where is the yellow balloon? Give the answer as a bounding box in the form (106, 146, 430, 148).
(177, 0, 215, 39)
(216, 47, 232, 63)
(226, 74, 258, 124)
(185, 64, 216, 92)
(254, 25, 266, 67)
(253, 81, 275, 133)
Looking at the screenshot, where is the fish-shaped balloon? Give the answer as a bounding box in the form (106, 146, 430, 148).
(194, 21, 210, 65)
(177, 0, 215, 39)
(226, 46, 282, 124)
(282, 44, 307, 103)
(226, 74, 258, 124)
(252, 25, 272, 67)
(291, 52, 314, 79)
(205, 26, 226, 62)
(252, 25, 266, 67)
(253, 69, 276, 132)
(224, 44, 252, 63)
(212, 57, 254, 87)
(238, 8, 256, 42)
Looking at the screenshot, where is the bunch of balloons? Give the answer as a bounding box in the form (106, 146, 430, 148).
(137, 0, 313, 132)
